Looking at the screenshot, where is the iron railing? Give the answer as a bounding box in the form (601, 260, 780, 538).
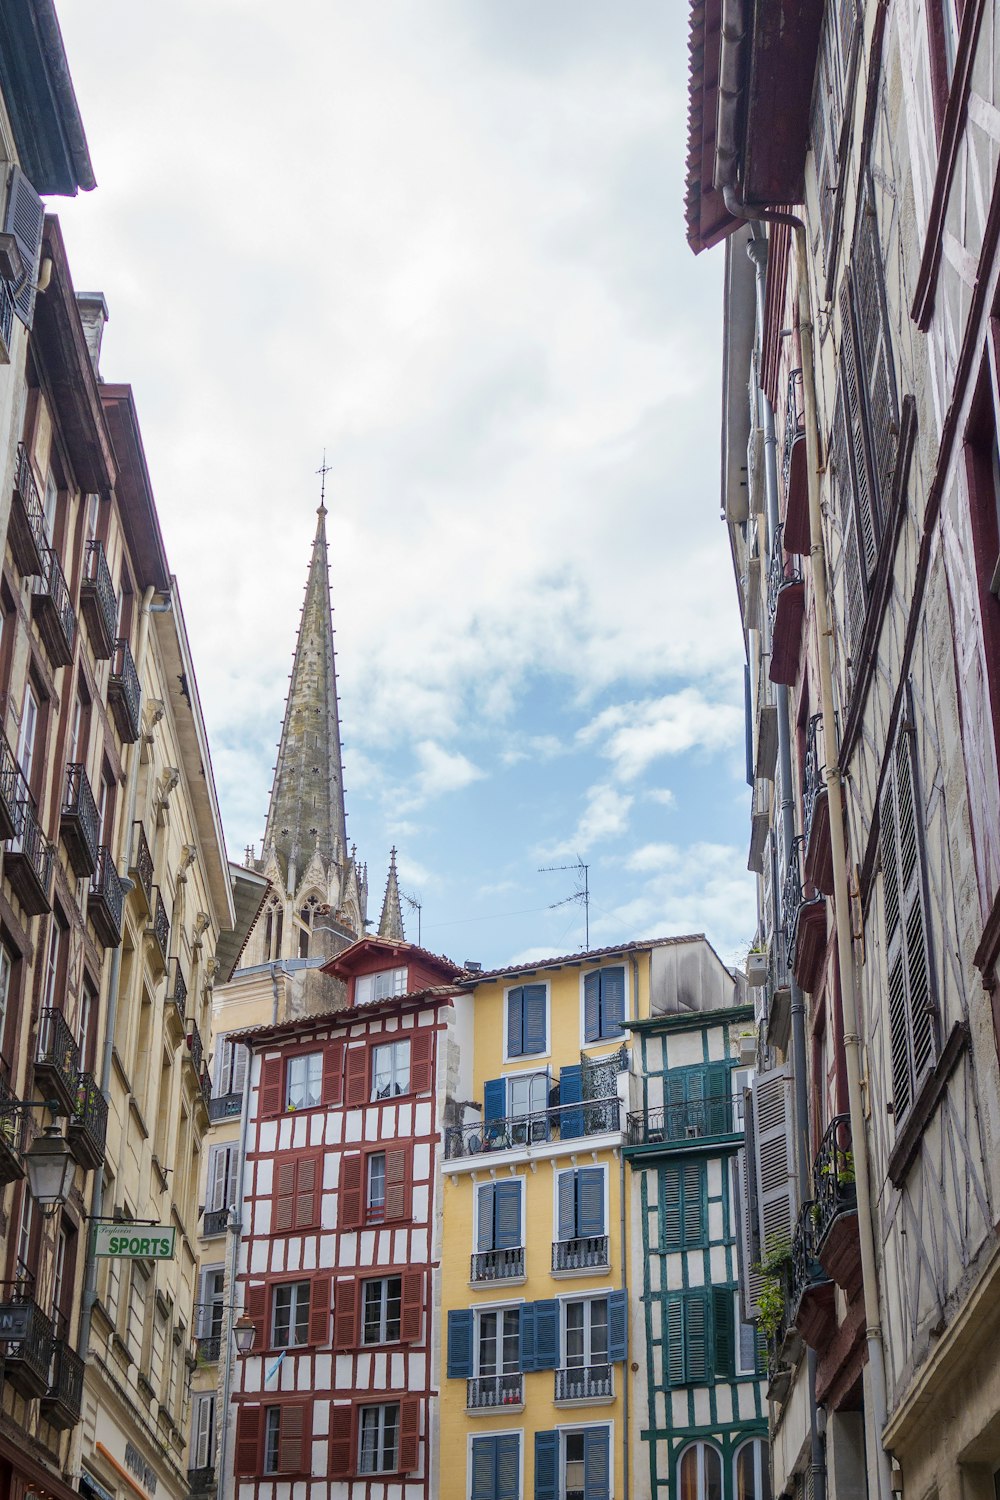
(199, 1070, 212, 1110)
(466, 1374, 523, 1409)
(7, 795, 53, 914)
(68, 1071, 108, 1168)
(131, 822, 154, 906)
(61, 763, 100, 876)
(0, 730, 21, 841)
(789, 1199, 828, 1315)
(445, 1096, 620, 1160)
(555, 1365, 613, 1401)
(767, 522, 803, 632)
(81, 539, 117, 652)
(812, 1113, 855, 1246)
(42, 1336, 84, 1426)
(109, 638, 141, 741)
(202, 1208, 228, 1237)
(782, 368, 805, 493)
(89, 846, 125, 946)
(12, 443, 46, 568)
(0, 1283, 54, 1397)
(166, 959, 187, 1031)
(33, 546, 77, 661)
(150, 887, 170, 967)
(186, 1019, 205, 1076)
(0, 1072, 26, 1182)
(36, 1009, 81, 1109)
(552, 1235, 609, 1272)
(195, 1333, 221, 1363)
(802, 713, 825, 853)
(470, 1247, 525, 1283)
(209, 1093, 242, 1122)
(781, 837, 807, 971)
(626, 1096, 741, 1145)
(0, 276, 14, 353)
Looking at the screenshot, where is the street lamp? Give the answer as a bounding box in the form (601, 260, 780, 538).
(232, 1312, 257, 1355)
(23, 1122, 76, 1217)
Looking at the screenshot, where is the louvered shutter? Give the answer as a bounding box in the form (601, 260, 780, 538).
(398, 1396, 420, 1472)
(752, 1066, 798, 1255)
(477, 1183, 496, 1252)
(584, 972, 601, 1041)
(533, 1299, 559, 1371)
(259, 1055, 283, 1117)
(685, 1292, 709, 1382)
(383, 1145, 409, 1220)
(322, 1042, 343, 1105)
(308, 1275, 331, 1346)
(664, 1071, 687, 1136)
(557, 1171, 577, 1241)
(732, 1153, 763, 1321)
(494, 1179, 521, 1250)
(496, 1434, 520, 1500)
(446, 1308, 473, 1378)
(682, 1162, 705, 1245)
(519, 1301, 536, 1373)
(712, 1287, 734, 1378)
(332, 1278, 357, 1351)
(852, 173, 898, 514)
(3, 166, 44, 328)
(839, 286, 879, 582)
(327, 1404, 353, 1478)
(295, 1154, 320, 1229)
(559, 1063, 584, 1138)
(338, 1155, 364, 1230)
(274, 1161, 296, 1233)
(662, 1165, 682, 1250)
(207, 1147, 228, 1213)
(409, 1028, 434, 1094)
(400, 1270, 423, 1343)
(277, 1402, 307, 1473)
(607, 1289, 627, 1363)
(577, 1168, 605, 1238)
(471, 1436, 496, 1500)
(483, 1077, 506, 1123)
(535, 1430, 559, 1500)
(601, 967, 625, 1035)
(831, 382, 868, 663)
(665, 1295, 685, 1385)
(507, 988, 524, 1057)
(704, 1062, 731, 1135)
(246, 1282, 268, 1354)
(193, 1394, 214, 1468)
(584, 1426, 611, 1500)
(233, 1405, 261, 1476)
(344, 1046, 368, 1107)
(523, 984, 547, 1053)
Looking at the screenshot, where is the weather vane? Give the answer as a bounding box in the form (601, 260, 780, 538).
(316, 450, 332, 512)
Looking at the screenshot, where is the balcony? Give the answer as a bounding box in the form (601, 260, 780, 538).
(552, 1235, 609, 1274)
(626, 1096, 741, 1147)
(186, 1018, 205, 1077)
(470, 1247, 526, 1284)
(0, 1073, 26, 1186)
(209, 1092, 242, 1122)
(188, 1468, 216, 1498)
(148, 887, 169, 972)
(202, 1208, 229, 1237)
(108, 637, 141, 743)
(196, 1333, 221, 1363)
(80, 539, 117, 659)
(41, 1336, 84, 1428)
(445, 1096, 620, 1160)
(67, 1071, 108, 1170)
(466, 1374, 523, 1412)
(782, 839, 826, 993)
(31, 546, 76, 667)
(130, 821, 154, 912)
(813, 1114, 860, 1293)
(0, 1285, 54, 1398)
(35, 1008, 81, 1115)
(200, 1071, 212, 1111)
(5, 796, 53, 916)
(767, 524, 805, 687)
(0, 275, 14, 358)
(89, 846, 125, 948)
(555, 1365, 613, 1403)
(788, 1199, 835, 1351)
(9, 444, 46, 578)
(0, 732, 22, 842)
(165, 958, 187, 1039)
(782, 368, 809, 554)
(801, 714, 833, 896)
(61, 762, 100, 876)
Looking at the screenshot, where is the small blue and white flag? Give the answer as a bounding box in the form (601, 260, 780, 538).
(265, 1349, 286, 1385)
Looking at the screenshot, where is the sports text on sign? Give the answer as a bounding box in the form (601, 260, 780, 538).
(0, 1303, 30, 1341)
(93, 1223, 176, 1260)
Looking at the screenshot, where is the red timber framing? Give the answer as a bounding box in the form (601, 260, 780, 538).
(231, 938, 463, 1497)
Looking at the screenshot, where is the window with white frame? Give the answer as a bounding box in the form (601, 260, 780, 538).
(736, 1295, 764, 1377)
(367, 1152, 386, 1220)
(362, 1277, 401, 1344)
(0, 941, 12, 1055)
(206, 1143, 239, 1218)
(271, 1281, 311, 1347)
(358, 1402, 400, 1474)
(564, 1296, 609, 1370)
(191, 1393, 215, 1471)
(508, 1070, 548, 1120)
(476, 1307, 520, 1377)
(678, 1442, 723, 1500)
(372, 1039, 410, 1099)
(16, 680, 38, 785)
(215, 1034, 248, 1098)
(540, 1426, 611, 1500)
(285, 1051, 322, 1110)
(356, 968, 407, 1005)
(264, 1407, 281, 1474)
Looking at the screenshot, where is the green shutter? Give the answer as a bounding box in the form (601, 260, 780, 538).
(665, 1295, 685, 1386)
(712, 1286, 734, 1379)
(661, 1165, 682, 1251)
(682, 1162, 706, 1247)
(685, 1293, 709, 1383)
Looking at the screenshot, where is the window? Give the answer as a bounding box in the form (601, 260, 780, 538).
(43, 470, 58, 543)
(566, 1433, 586, 1500)
(470, 1433, 520, 1500)
(338, 1145, 410, 1229)
(661, 1161, 707, 1250)
(367, 1153, 386, 1221)
(264, 1408, 281, 1473)
(477, 1307, 520, 1376)
(735, 1440, 772, 1500)
(583, 966, 625, 1042)
(0, 941, 13, 1058)
(272, 1282, 311, 1348)
(41, 910, 67, 1011)
(273, 1153, 322, 1233)
(565, 1297, 608, 1369)
(355, 967, 407, 1005)
(358, 1402, 399, 1475)
(662, 1062, 734, 1138)
(258, 1405, 309, 1476)
(476, 1179, 523, 1255)
(362, 1277, 402, 1344)
(215, 1033, 248, 1098)
(556, 1167, 606, 1243)
(506, 983, 547, 1057)
(372, 1039, 410, 1099)
(507, 1071, 548, 1136)
(15, 681, 38, 786)
(736, 1297, 765, 1377)
(285, 1051, 322, 1110)
(964, 361, 1000, 779)
(127, 1264, 149, 1357)
(192, 1394, 215, 1471)
(198, 1268, 225, 1339)
(534, 1427, 610, 1500)
(679, 1443, 723, 1500)
(664, 1289, 734, 1386)
(206, 1144, 239, 1219)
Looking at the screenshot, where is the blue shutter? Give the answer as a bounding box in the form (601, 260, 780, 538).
(577, 1167, 605, 1238)
(477, 1184, 495, 1252)
(584, 1427, 611, 1500)
(507, 988, 524, 1058)
(446, 1308, 473, 1379)
(523, 984, 547, 1055)
(496, 1435, 520, 1500)
(533, 1300, 559, 1371)
(534, 1431, 559, 1500)
(600, 967, 625, 1037)
(494, 1180, 521, 1250)
(484, 1077, 506, 1124)
(705, 1061, 732, 1135)
(559, 1064, 583, 1138)
(584, 972, 601, 1042)
(471, 1436, 496, 1500)
(557, 1170, 577, 1241)
(607, 1289, 627, 1363)
(519, 1302, 536, 1373)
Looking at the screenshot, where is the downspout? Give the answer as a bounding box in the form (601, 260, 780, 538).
(620, 953, 640, 1500)
(216, 1037, 255, 1500)
(78, 583, 157, 1357)
(726, 186, 891, 1500)
(747, 236, 825, 1500)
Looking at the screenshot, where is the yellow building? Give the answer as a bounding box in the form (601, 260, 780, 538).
(440, 940, 670, 1500)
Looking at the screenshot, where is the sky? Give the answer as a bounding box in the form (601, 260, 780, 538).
(53, 0, 754, 970)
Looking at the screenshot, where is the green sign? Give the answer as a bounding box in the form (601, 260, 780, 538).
(94, 1224, 176, 1261)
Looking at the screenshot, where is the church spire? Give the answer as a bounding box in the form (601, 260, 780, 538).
(262, 496, 348, 894)
(378, 848, 405, 942)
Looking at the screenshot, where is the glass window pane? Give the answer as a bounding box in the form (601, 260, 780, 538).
(705, 1446, 723, 1500)
(386, 1277, 401, 1341)
(264, 1408, 280, 1473)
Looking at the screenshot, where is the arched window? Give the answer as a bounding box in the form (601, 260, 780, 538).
(734, 1440, 772, 1500)
(679, 1443, 723, 1500)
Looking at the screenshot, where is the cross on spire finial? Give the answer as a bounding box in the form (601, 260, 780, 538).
(316, 450, 332, 515)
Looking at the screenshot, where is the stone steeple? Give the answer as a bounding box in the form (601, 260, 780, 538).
(378, 847, 405, 942)
(262, 501, 349, 896)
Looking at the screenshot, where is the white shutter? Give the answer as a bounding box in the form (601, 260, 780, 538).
(752, 1066, 799, 1256)
(231, 1040, 248, 1095)
(732, 1151, 764, 1321)
(193, 1394, 215, 1468)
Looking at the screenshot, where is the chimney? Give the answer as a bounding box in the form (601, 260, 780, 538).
(75, 292, 109, 375)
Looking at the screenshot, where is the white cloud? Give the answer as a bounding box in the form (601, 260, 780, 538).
(596, 841, 755, 965)
(579, 688, 743, 781)
(646, 788, 676, 807)
(625, 842, 679, 872)
(414, 741, 485, 799)
(499, 734, 565, 767)
(506, 945, 565, 968)
(541, 782, 633, 858)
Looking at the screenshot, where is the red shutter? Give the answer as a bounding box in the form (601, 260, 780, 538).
(339, 1154, 364, 1230)
(277, 1401, 308, 1473)
(309, 1274, 332, 1346)
(398, 1397, 420, 1473)
(246, 1281, 268, 1351)
(409, 1029, 434, 1095)
(399, 1270, 424, 1343)
(344, 1045, 368, 1107)
(332, 1277, 358, 1351)
(322, 1041, 344, 1105)
(295, 1153, 321, 1230)
(328, 1403, 353, 1478)
(274, 1160, 296, 1232)
(383, 1145, 409, 1222)
(233, 1405, 262, 1476)
(260, 1055, 283, 1117)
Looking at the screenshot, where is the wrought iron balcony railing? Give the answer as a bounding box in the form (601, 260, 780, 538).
(470, 1247, 525, 1283)
(555, 1364, 613, 1402)
(80, 539, 117, 658)
(9, 443, 46, 577)
(186, 1019, 205, 1077)
(445, 1096, 620, 1160)
(6, 795, 53, 916)
(202, 1208, 229, 1237)
(812, 1113, 856, 1247)
(0, 1072, 26, 1186)
(781, 836, 807, 970)
(35, 1008, 81, 1114)
(209, 1092, 243, 1122)
(130, 821, 154, 909)
(789, 1199, 826, 1312)
(61, 762, 100, 877)
(0, 275, 14, 354)
(466, 1374, 523, 1410)
(626, 1096, 741, 1146)
(802, 713, 825, 853)
(552, 1235, 609, 1272)
(782, 367, 805, 494)
(165, 958, 187, 1034)
(67, 1071, 108, 1170)
(188, 1467, 216, 1496)
(199, 1069, 212, 1111)
(32, 545, 76, 666)
(109, 637, 141, 742)
(0, 731, 22, 842)
(0, 1283, 54, 1398)
(89, 846, 125, 948)
(767, 522, 803, 634)
(149, 887, 170, 969)
(196, 1333, 221, 1363)
(41, 1336, 84, 1428)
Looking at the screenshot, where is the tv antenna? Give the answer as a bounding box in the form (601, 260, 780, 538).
(401, 891, 422, 947)
(537, 857, 590, 949)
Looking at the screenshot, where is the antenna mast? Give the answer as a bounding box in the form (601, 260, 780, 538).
(537, 857, 590, 949)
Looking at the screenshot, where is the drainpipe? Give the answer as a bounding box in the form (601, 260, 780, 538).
(727, 187, 891, 1500)
(747, 236, 825, 1500)
(623, 949, 639, 1500)
(78, 583, 157, 1358)
(216, 1036, 255, 1500)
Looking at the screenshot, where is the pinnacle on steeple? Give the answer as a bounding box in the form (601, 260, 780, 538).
(262, 500, 349, 894)
(378, 847, 406, 942)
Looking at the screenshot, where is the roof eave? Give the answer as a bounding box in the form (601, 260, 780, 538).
(0, 0, 95, 196)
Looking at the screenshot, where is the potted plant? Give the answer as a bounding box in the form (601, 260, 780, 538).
(746, 946, 769, 988)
